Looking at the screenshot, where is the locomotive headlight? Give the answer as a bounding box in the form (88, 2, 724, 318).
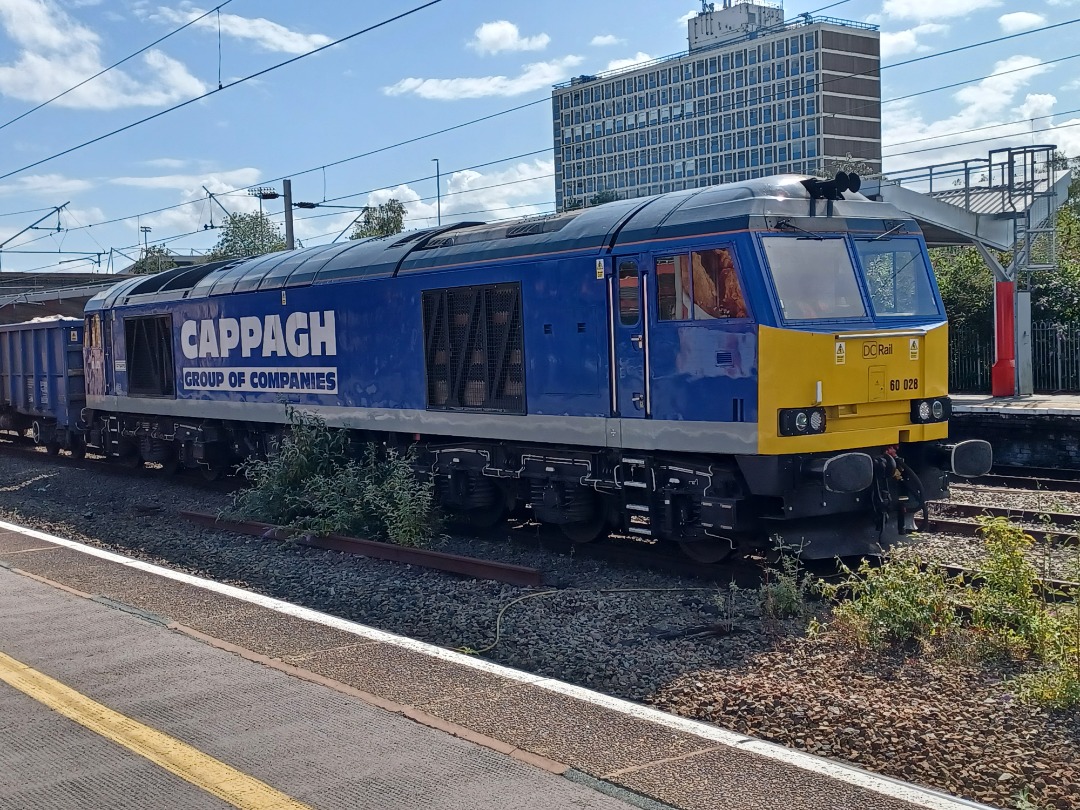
(910, 397, 951, 424)
(779, 407, 827, 436)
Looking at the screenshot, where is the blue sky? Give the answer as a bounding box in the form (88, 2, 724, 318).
(1, 0, 1078, 275)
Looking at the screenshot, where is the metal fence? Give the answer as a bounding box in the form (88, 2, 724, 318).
(949, 322, 1080, 393)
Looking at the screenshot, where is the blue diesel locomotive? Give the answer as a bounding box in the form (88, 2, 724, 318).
(3, 175, 991, 560)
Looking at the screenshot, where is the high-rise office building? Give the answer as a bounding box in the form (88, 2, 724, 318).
(551, 0, 880, 211)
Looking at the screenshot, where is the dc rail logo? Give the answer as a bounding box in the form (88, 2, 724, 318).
(862, 342, 893, 359)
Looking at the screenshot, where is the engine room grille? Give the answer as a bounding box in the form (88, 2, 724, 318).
(422, 283, 525, 413)
(124, 315, 175, 398)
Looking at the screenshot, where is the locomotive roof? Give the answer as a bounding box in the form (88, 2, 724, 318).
(87, 174, 911, 312)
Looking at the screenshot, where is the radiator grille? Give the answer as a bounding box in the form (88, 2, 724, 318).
(422, 283, 525, 413)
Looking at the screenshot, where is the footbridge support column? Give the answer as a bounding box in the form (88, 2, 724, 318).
(975, 243, 1032, 397)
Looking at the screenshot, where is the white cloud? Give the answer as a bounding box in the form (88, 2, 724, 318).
(881, 0, 1001, 22)
(110, 168, 261, 192)
(467, 21, 549, 55)
(135, 170, 265, 235)
(676, 10, 697, 25)
(153, 4, 332, 54)
(384, 55, 583, 100)
(0, 0, 206, 109)
(882, 55, 1056, 171)
(605, 52, 654, 72)
(998, 12, 1046, 33)
(295, 160, 557, 243)
(0, 173, 93, 196)
(879, 24, 948, 59)
(1014, 92, 1056, 121)
(590, 34, 623, 47)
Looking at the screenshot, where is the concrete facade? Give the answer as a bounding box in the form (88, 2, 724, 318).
(551, 1, 880, 211)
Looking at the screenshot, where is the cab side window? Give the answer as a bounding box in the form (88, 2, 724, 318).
(656, 248, 748, 321)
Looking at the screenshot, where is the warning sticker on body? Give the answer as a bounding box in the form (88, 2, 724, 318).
(835, 341, 846, 365)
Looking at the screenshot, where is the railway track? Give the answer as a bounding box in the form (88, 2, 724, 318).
(929, 502, 1080, 545)
(0, 434, 240, 493)
(967, 466, 1080, 493)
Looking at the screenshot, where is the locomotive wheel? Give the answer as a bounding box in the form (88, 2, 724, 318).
(560, 512, 608, 543)
(679, 538, 737, 564)
(117, 452, 143, 469)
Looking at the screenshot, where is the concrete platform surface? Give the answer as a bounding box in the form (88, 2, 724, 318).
(952, 393, 1080, 416)
(0, 566, 637, 810)
(0, 520, 995, 810)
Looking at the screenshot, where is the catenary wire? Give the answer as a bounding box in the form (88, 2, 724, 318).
(883, 105, 1080, 151)
(6, 14, 1079, 263)
(0, 1, 234, 134)
(0, 0, 445, 182)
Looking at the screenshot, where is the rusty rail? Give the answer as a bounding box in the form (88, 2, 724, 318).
(180, 511, 543, 587)
(925, 515, 1078, 546)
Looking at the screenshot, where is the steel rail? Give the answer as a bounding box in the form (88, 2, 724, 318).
(937, 505, 1080, 535)
(965, 474, 1080, 493)
(923, 516, 1075, 545)
(180, 511, 543, 588)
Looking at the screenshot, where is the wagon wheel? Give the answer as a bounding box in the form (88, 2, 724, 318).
(679, 537, 737, 564)
(45, 441, 61, 457)
(200, 467, 223, 482)
(69, 439, 86, 460)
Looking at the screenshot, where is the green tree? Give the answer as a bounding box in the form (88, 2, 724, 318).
(207, 212, 286, 259)
(130, 245, 177, 275)
(928, 246, 994, 335)
(349, 199, 407, 240)
(589, 190, 618, 206)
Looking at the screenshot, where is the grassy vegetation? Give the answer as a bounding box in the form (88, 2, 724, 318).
(226, 408, 438, 547)
(819, 517, 1080, 710)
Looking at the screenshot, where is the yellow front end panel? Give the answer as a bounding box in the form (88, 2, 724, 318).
(757, 323, 950, 454)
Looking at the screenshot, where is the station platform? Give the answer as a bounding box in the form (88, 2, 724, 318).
(0, 520, 989, 810)
(951, 393, 1080, 417)
(950, 394, 1080, 468)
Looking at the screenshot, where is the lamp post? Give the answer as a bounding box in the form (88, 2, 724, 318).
(139, 226, 151, 252)
(432, 158, 441, 226)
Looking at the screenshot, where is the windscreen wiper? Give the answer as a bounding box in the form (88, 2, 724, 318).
(773, 218, 823, 240)
(871, 223, 906, 241)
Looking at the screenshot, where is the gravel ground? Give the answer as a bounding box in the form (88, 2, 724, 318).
(920, 486, 1080, 582)
(2, 450, 1078, 810)
(950, 484, 1080, 516)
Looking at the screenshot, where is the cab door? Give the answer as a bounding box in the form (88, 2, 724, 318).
(608, 256, 649, 418)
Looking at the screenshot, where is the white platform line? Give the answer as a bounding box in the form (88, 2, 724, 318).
(0, 519, 993, 810)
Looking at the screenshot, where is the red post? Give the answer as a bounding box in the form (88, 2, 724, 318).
(991, 280, 1016, 397)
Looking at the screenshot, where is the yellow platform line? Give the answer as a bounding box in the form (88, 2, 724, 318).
(0, 650, 312, 810)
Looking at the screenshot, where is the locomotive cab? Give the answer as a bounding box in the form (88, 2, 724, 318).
(741, 189, 990, 556)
